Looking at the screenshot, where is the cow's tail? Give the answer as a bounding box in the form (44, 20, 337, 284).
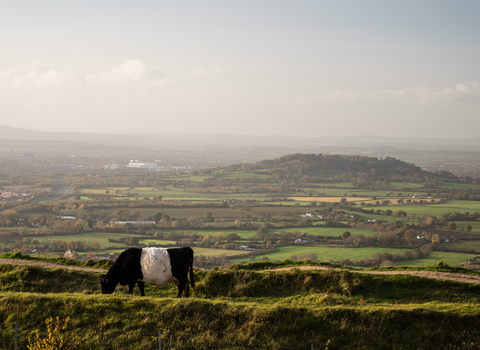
(187, 247, 195, 288)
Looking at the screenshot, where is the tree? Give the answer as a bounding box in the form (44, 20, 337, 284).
(86, 219, 94, 230)
(204, 212, 213, 222)
(464, 224, 472, 233)
(422, 216, 437, 231)
(128, 236, 139, 246)
(2, 209, 20, 220)
(341, 231, 351, 240)
(447, 222, 457, 231)
(152, 212, 163, 223)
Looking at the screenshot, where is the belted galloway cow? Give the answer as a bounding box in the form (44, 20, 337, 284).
(100, 247, 194, 297)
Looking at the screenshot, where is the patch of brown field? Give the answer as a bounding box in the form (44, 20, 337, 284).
(3, 185, 51, 193)
(3, 185, 33, 189)
(288, 196, 371, 202)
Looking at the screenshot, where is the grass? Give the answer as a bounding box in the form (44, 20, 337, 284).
(129, 207, 249, 218)
(399, 251, 478, 266)
(361, 200, 480, 218)
(160, 228, 258, 239)
(264, 227, 376, 237)
(31, 232, 148, 250)
(448, 221, 480, 232)
(288, 196, 371, 202)
(447, 239, 480, 251)
(212, 172, 272, 180)
(1, 259, 480, 349)
(250, 206, 317, 214)
(228, 246, 413, 264)
(192, 247, 244, 257)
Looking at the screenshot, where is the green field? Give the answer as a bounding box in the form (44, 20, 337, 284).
(446, 221, 480, 232)
(264, 227, 375, 237)
(228, 246, 412, 264)
(250, 206, 316, 214)
(213, 172, 272, 180)
(132, 207, 250, 218)
(439, 182, 479, 189)
(160, 228, 258, 239)
(399, 251, 477, 266)
(371, 200, 480, 218)
(192, 247, 245, 257)
(32, 232, 176, 249)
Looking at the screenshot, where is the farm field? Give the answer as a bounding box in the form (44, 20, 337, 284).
(439, 182, 479, 189)
(446, 221, 480, 232)
(288, 196, 371, 202)
(191, 247, 244, 257)
(250, 206, 318, 215)
(311, 189, 407, 197)
(228, 246, 413, 264)
(399, 251, 477, 266)
(32, 232, 176, 249)
(125, 207, 250, 218)
(442, 240, 480, 251)
(258, 201, 314, 206)
(161, 228, 257, 239)
(371, 200, 480, 217)
(264, 226, 374, 237)
(212, 172, 272, 180)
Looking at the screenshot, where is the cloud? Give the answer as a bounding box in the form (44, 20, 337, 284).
(294, 82, 480, 107)
(85, 60, 147, 85)
(0, 68, 77, 89)
(372, 83, 480, 106)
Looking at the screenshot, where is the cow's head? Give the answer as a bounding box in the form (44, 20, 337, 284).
(100, 274, 117, 294)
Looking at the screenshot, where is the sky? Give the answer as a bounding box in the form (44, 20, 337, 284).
(0, 0, 479, 138)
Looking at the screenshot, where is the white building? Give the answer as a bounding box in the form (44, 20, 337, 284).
(127, 162, 158, 169)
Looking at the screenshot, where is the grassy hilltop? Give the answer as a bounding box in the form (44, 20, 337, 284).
(1, 257, 480, 349)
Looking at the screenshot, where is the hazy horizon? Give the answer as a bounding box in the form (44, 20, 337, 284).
(1, 1, 479, 138)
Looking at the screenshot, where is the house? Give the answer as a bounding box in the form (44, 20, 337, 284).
(235, 245, 255, 251)
(110, 221, 156, 225)
(295, 239, 308, 243)
(64, 249, 77, 259)
(96, 253, 113, 260)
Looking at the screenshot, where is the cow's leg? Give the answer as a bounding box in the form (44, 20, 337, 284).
(176, 282, 185, 298)
(184, 280, 190, 298)
(137, 281, 145, 296)
(128, 282, 136, 295)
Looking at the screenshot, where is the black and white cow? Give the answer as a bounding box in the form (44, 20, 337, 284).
(100, 247, 195, 297)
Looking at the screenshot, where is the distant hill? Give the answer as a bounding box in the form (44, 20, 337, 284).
(223, 153, 458, 181)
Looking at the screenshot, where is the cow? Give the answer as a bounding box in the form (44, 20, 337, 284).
(100, 247, 195, 297)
